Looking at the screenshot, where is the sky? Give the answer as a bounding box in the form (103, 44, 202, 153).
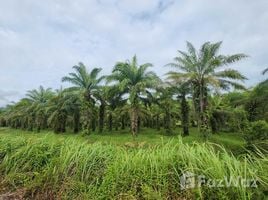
(0, 0, 268, 106)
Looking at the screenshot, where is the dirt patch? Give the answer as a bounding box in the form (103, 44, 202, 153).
(0, 189, 25, 200)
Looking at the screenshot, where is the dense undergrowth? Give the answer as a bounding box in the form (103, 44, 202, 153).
(0, 134, 267, 200)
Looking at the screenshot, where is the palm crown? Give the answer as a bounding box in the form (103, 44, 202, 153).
(108, 55, 159, 105)
(166, 41, 247, 90)
(62, 62, 103, 101)
(25, 86, 54, 103)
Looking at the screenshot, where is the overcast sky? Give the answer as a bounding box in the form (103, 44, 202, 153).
(0, 0, 267, 106)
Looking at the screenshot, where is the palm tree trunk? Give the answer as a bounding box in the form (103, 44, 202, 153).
(121, 116, 125, 130)
(137, 116, 141, 133)
(61, 114, 66, 133)
(42, 118, 47, 129)
(115, 122, 118, 131)
(85, 98, 95, 134)
(130, 106, 138, 137)
(210, 113, 218, 134)
(73, 111, 80, 133)
(37, 124, 41, 133)
(181, 92, 189, 136)
(199, 84, 204, 120)
(192, 90, 199, 127)
(28, 118, 33, 131)
(36, 116, 41, 132)
(165, 109, 172, 134)
(91, 118, 96, 132)
(199, 84, 209, 138)
(156, 115, 160, 130)
(85, 109, 91, 135)
(108, 113, 113, 132)
(98, 102, 105, 133)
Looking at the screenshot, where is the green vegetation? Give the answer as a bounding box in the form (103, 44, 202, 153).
(244, 121, 268, 151)
(1, 42, 267, 139)
(0, 129, 267, 199)
(0, 127, 246, 150)
(166, 41, 247, 137)
(0, 41, 267, 199)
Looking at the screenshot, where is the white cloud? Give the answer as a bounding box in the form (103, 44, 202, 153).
(0, 0, 267, 106)
(0, 90, 21, 107)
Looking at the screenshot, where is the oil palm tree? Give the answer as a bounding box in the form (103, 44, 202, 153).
(4, 99, 32, 130)
(101, 86, 125, 132)
(46, 88, 81, 133)
(176, 84, 190, 136)
(148, 86, 176, 134)
(93, 86, 111, 133)
(25, 86, 54, 132)
(26, 86, 54, 103)
(108, 55, 160, 137)
(245, 81, 268, 121)
(64, 92, 82, 133)
(166, 41, 247, 137)
(47, 89, 68, 133)
(208, 95, 230, 133)
(62, 62, 104, 134)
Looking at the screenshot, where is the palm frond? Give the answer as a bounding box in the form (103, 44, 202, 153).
(218, 79, 247, 90)
(262, 67, 268, 75)
(90, 68, 102, 79)
(214, 69, 247, 80)
(186, 41, 197, 60)
(223, 54, 248, 64)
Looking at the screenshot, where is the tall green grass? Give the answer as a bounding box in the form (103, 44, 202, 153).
(0, 135, 267, 199)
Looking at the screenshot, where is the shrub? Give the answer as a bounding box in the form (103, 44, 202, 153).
(244, 120, 268, 152)
(228, 109, 249, 132)
(245, 120, 268, 141)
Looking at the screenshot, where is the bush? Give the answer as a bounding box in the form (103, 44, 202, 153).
(244, 120, 268, 152)
(245, 120, 268, 141)
(227, 109, 249, 132)
(210, 108, 249, 133)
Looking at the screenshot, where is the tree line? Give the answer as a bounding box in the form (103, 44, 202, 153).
(0, 41, 267, 138)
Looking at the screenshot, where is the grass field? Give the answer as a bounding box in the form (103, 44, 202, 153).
(0, 127, 245, 150)
(0, 128, 267, 199)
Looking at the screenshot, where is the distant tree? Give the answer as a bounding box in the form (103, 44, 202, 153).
(3, 99, 33, 130)
(177, 84, 190, 136)
(93, 86, 108, 133)
(208, 95, 230, 133)
(47, 89, 68, 133)
(108, 55, 159, 137)
(25, 86, 54, 132)
(167, 41, 247, 137)
(106, 86, 126, 132)
(245, 81, 268, 121)
(64, 92, 81, 133)
(62, 63, 104, 134)
(93, 86, 125, 133)
(154, 87, 176, 135)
